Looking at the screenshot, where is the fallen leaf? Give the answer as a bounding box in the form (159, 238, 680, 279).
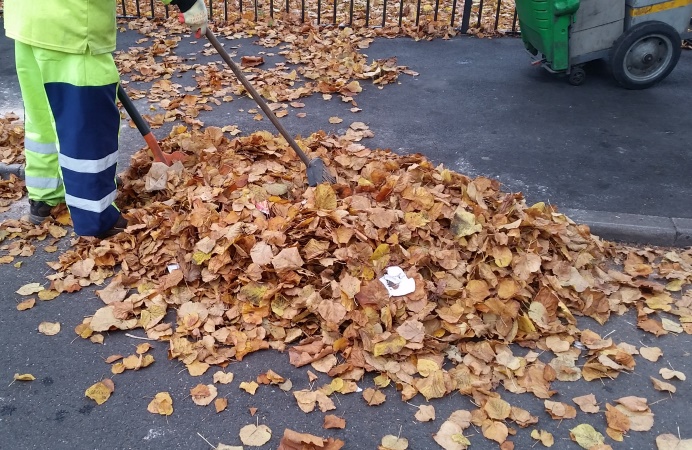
(640, 346, 663, 362)
(656, 433, 692, 449)
(147, 392, 174, 416)
(531, 429, 554, 447)
(573, 394, 600, 413)
(415, 404, 435, 422)
(570, 424, 605, 449)
(16, 298, 35, 311)
(363, 388, 386, 406)
(239, 424, 272, 446)
(323, 414, 346, 429)
(38, 321, 60, 336)
(379, 435, 409, 450)
(13, 373, 35, 381)
(16, 282, 44, 295)
(190, 384, 218, 406)
(659, 368, 686, 381)
(651, 377, 676, 393)
(213, 371, 235, 384)
(215, 397, 228, 413)
(240, 381, 259, 395)
(85, 380, 114, 405)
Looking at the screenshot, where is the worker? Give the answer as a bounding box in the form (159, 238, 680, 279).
(3, 0, 208, 238)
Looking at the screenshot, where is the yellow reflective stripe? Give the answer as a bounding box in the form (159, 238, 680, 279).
(629, 0, 692, 16)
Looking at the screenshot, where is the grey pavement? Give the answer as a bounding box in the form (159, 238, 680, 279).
(0, 21, 691, 450)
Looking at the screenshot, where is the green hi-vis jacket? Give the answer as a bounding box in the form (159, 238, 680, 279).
(4, 0, 175, 55)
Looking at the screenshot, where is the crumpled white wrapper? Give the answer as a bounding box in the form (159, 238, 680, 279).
(378, 266, 416, 297)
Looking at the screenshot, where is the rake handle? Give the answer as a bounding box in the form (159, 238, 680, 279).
(205, 29, 312, 168)
(117, 85, 171, 165)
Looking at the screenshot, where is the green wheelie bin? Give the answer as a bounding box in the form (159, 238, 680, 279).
(516, 0, 692, 88)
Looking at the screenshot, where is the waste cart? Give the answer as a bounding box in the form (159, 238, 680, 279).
(516, 0, 692, 89)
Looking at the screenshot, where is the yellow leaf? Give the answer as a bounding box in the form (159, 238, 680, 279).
(13, 373, 36, 381)
(417, 359, 440, 377)
(239, 381, 259, 395)
(187, 361, 210, 376)
(665, 279, 684, 292)
(192, 250, 212, 265)
(85, 381, 113, 405)
(314, 184, 337, 210)
(38, 290, 60, 301)
(450, 207, 481, 238)
(147, 392, 174, 416)
(493, 246, 513, 268)
(373, 335, 407, 357)
(569, 424, 605, 449)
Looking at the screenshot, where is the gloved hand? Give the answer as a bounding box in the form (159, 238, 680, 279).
(176, 0, 208, 38)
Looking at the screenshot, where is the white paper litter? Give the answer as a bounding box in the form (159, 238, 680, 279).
(378, 266, 416, 297)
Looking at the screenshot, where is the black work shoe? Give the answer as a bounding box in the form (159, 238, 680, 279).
(96, 215, 129, 239)
(28, 199, 52, 225)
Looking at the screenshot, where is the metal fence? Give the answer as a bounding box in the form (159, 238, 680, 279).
(117, 0, 519, 34)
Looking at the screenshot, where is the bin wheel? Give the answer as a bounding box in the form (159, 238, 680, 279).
(568, 67, 586, 86)
(609, 21, 681, 90)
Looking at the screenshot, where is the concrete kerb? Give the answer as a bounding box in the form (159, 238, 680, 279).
(0, 163, 688, 248)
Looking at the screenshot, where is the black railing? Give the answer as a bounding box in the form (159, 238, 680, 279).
(116, 0, 519, 34)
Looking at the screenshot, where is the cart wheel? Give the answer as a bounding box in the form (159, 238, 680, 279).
(609, 21, 681, 90)
(568, 67, 586, 86)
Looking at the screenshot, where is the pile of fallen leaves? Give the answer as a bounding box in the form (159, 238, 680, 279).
(0, 113, 26, 209)
(0, 113, 25, 165)
(7, 125, 687, 448)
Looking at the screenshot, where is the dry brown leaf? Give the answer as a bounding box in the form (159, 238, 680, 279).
(190, 384, 217, 406)
(530, 429, 554, 447)
(215, 397, 228, 413)
(656, 433, 692, 449)
(573, 394, 600, 413)
(659, 368, 686, 381)
(415, 404, 435, 422)
(213, 371, 235, 384)
(16, 298, 35, 311)
(363, 388, 386, 406)
(323, 414, 346, 429)
(651, 377, 676, 393)
(239, 424, 272, 446)
(38, 321, 61, 336)
(640, 346, 663, 362)
(379, 435, 409, 450)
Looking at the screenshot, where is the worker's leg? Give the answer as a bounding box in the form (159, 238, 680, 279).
(31, 46, 122, 237)
(14, 41, 65, 208)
